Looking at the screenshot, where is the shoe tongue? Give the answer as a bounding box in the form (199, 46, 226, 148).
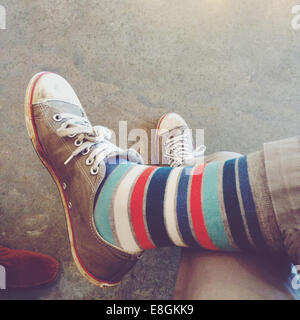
(169, 125, 194, 154)
(44, 101, 85, 117)
(168, 126, 186, 137)
(183, 156, 196, 166)
(44, 101, 145, 166)
(106, 149, 144, 165)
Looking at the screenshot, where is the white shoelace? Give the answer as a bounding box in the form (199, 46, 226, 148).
(54, 112, 123, 175)
(164, 128, 206, 167)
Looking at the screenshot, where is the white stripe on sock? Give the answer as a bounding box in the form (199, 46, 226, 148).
(164, 167, 188, 247)
(113, 165, 146, 254)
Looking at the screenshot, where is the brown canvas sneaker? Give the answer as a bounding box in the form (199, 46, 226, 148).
(24, 72, 143, 287)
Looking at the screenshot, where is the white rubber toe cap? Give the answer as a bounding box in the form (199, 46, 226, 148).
(157, 112, 189, 135)
(31, 72, 82, 107)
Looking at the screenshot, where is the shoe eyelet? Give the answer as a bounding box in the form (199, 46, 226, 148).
(86, 158, 94, 166)
(90, 167, 99, 175)
(68, 133, 76, 138)
(53, 114, 62, 122)
(74, 139, 83, 146)
(68, 201, 72, 209)
(62, 183, 67, 190)
(82, 148, 90, 156)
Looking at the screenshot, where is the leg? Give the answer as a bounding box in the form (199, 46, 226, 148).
(157, 115, 300, 299)
(173, 151, 297, 300)
(94, 150, 283, 254)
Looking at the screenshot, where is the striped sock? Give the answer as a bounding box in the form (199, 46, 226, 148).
(94, 152, 282, 254)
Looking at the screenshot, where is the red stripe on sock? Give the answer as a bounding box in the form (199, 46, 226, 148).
(130, 166, 156, 249)
(190, 164, 219, 250)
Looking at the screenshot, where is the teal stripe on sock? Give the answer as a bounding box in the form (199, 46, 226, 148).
(202, 162, 236, 251)
(94, 163, 134, 245)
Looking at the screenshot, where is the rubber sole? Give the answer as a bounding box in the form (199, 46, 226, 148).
(24, 72, 119, 288)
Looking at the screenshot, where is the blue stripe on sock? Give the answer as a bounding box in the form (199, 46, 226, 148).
(238, 156, 267, 251)
(222, 159, 253, 251)
(202, 162, 236, 251)
(176, 167, 199, 247)
(146, 167, 174, 247)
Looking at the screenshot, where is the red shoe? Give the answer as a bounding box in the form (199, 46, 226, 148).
(0, 245, 59, 289)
